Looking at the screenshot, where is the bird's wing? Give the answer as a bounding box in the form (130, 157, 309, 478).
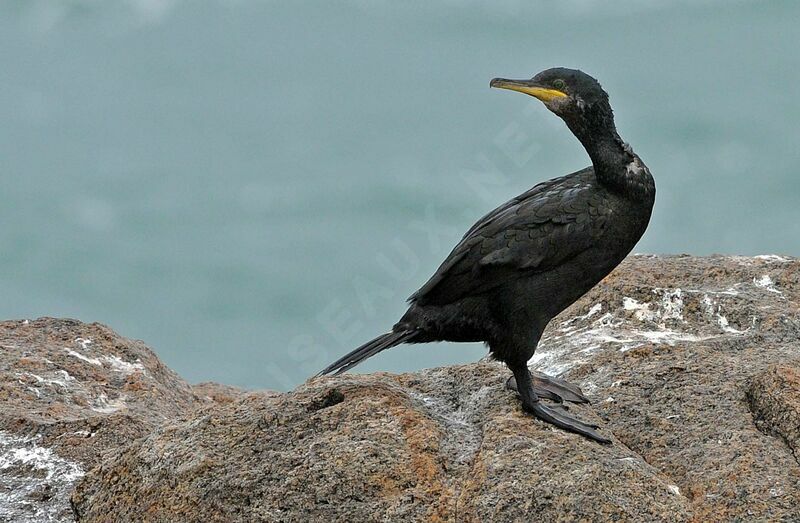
(409, 168, 610, 305)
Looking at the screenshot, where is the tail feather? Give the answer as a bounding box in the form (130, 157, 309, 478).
(317, 331, 415, 376)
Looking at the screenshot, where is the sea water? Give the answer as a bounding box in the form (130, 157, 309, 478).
(1, 1, 798, 390)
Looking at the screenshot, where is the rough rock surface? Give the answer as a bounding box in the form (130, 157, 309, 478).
(2, 255, 800, 522)
(67, 255, 800, 522)
(554, 254, 800, 522)
(0, 319, 205, 522)
(748, 361, 800, 463)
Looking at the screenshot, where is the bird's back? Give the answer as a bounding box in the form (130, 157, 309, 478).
(409, 166, 653, 312)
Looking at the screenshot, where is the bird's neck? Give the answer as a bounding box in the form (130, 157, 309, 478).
(569, 117, 653, 199)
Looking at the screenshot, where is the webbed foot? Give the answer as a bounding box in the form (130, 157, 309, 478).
(506, 372, 590, 404)
(508, 366, 611, 444)
(523, 400, 611, 444)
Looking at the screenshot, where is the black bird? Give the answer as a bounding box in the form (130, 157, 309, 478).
(318, 68, 655, 443)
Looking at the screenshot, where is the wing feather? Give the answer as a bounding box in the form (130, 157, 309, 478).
(409, 168, 609, 305)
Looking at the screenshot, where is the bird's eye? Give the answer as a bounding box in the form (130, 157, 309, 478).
(553, 79, 566, 90)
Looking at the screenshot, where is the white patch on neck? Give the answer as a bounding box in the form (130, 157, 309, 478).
(625, 156, 647, 177)
(575, 95, 587, 111)
(622, 143, 648, 178)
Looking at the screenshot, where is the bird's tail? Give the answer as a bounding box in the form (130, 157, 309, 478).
(317, 330, 416, 376)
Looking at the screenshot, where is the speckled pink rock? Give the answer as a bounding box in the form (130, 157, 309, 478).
(67, 255, 800, 522)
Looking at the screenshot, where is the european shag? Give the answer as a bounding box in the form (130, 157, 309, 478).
(318, 68, 655, 443)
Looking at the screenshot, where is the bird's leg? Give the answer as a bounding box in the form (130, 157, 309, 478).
(506, 371, 590, 404)
(509, 364, 611, 444)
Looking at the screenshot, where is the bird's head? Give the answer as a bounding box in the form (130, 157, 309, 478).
(490, 68, 611, 124)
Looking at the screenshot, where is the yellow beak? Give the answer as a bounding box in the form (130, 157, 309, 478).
(490, 78, 568, 102)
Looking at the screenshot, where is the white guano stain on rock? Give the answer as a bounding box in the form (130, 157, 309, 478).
(560, 303, 603, 329)
(63, 348, 102, 366)
(623, 297, 655, 322)
(90, 393, 127, 414)
(657, 288, 685, 322)
(753, 275, 782, 294)
(701, 295, 748, 334)
(623, 289, 684, 325)
(16, 370, 78, 397)
(64, 348, 147, 376)
(753, 255, 791, 263)
(102, 355, 146, 375)
(631, 330, 709, 345)
(0, 431, 84, 523)
(531, 285, 752, 377)
(74, 337, 92, 349)
(685, 287, 741, 297)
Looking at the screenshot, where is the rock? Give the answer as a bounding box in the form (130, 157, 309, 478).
(66, 255, 800, 522)
(0, 318, 208, 522)
(748, 361, 800, 462)
(192, 381, 255, 405)
(2, 255, 800, 521)
(69, 368, 690, 522)
(556, 254, 800, 522)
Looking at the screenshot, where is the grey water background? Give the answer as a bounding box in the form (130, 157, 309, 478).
(1, 1, 798, 391)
